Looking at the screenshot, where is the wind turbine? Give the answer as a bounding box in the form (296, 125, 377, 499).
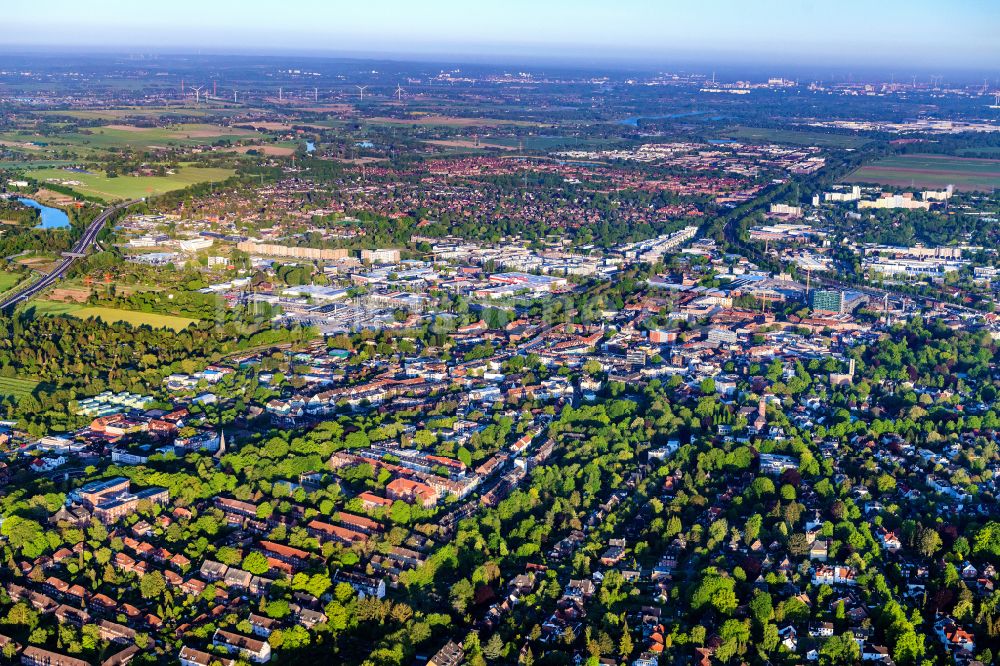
(314, 87, 319, 102)
(395, 84, 405, 101)
(190, 85, 203, 105)
(357, 85, 369, 101)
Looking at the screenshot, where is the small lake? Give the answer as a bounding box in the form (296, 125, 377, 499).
(17, 197, 70, 229)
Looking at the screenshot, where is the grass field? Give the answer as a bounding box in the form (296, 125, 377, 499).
(31, 301, 197, 330)
(718, 126, 869, 148)
(845, 154, 1000, 191)
(26, 166, 236, 201)
(0, 272, 24, 293)
(0, 376, 40, 399)
(30, 301, 83, 316)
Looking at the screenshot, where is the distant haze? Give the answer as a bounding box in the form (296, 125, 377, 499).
(3, 0, 998, 74)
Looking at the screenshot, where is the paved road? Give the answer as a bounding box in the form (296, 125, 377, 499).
(0, 200, 138, 313)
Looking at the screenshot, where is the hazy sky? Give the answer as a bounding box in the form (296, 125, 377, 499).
(4, 0, 998, 70)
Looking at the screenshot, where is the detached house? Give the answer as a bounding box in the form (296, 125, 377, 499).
(812, 564, 857, 586)
(213, 628, 271, 663)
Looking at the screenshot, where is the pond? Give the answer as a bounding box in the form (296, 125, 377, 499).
(17, 197, 70, 229)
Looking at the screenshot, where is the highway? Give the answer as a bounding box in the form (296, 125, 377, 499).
(0, 200, 138, 313)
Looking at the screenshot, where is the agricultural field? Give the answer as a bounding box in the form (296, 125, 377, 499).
(0, 376, 40, 400)
(845, 154, 1000, 191)
(36, 107, 230, 121)
(484, 135, 626, 150)
(25, 166, 236, 201)
(717, 126, 869, 148)
(223, 142, 300, 157)
(0, 160, 76, 169)
(0, 122, 267, 159)
(29, 301, 197, 331)
(362, 115, 541, 127)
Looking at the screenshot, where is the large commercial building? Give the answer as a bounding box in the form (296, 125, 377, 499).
(178, 237, 214, 252)
(748, 223, 819, 243)
(864, 257, 966, 279)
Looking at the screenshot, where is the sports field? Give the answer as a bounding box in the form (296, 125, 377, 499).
(845, 154, 1000, 191)
(718, 127, 869, 148)
(31, 301, 197, 330)
(27, 166, 236, 201)
(0, 376, 40, 399)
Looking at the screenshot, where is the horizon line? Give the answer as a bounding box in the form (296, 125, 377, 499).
(0, 44, 995, 78)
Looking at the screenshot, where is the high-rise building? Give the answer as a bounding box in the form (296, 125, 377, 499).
(810, 289, 844, 314)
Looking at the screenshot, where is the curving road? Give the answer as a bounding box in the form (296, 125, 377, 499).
(0, 199, 138, 313)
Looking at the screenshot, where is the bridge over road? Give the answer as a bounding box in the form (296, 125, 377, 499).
(0, 199, 139, 313)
